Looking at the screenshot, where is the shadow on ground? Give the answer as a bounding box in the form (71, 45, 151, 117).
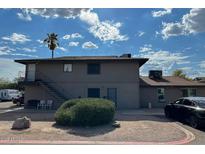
(0, 105, 19, 110)
(52, 123, 116, 137)
(115, 112, 172, 123)
(0, 109, 55, 122)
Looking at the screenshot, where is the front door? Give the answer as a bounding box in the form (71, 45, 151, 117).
(107, 88, 117, 107)
(27, 64, 36, 81)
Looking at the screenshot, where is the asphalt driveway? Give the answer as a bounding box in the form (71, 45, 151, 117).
(0, 101, 23, 114)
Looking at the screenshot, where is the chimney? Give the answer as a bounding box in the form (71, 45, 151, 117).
(120, 53, 132, 58)
(149, 70, 163, 79)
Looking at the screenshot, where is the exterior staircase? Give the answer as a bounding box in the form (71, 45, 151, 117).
(36, 80, 67, 106)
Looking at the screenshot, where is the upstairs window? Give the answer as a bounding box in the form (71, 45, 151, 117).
(87, 63, 100, 74)
(64, 64, 72, 72)
(157, 88, 165, 103)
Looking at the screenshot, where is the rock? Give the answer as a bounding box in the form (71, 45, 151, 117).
(112, 121, 120, 128)
(12, 116, 31, 130)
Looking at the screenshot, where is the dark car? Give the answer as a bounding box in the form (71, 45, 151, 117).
(164, 97, 205, 128)
(12, 94, 24, 106)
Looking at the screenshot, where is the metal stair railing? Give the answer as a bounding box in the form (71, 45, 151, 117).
(35, 71, 71, 100)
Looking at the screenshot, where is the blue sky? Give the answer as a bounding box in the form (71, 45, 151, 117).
(0, 8, 205, 80)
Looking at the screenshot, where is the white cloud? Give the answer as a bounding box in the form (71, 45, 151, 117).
(79, 9, 99, 25)
(82, 41, 98, 49)
(0, 46, 16, 55)
(2, 33, 31, 44)
(136, 46, 190, 75)
(137, 31, 145, 37)
(10, 53, 38, 58)
(89, 21, 128, 42)
(0, 45, 37, 58)
(18, 47, 37, 52)
(152, 8, 172, 17)
(139, 44, 152, 52)
(17, 9, 127, 43)
(36, 39, 43, 44)
(161, 22, 186, 39)
(62, 33, 83, 40)
(68, 41, 79, 47)
(0, 58, 25, 81)
(199, 61, 205, 69)
(18, 8, 89, 20)
(179, 67, 192, 71)
(161, 8, 205, 39)
(17, 9, 32, 21)
(58, 47, 67, 51)
(80, 10, 128, 42)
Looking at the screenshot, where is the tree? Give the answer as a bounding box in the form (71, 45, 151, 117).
(0, 78, 17, 89)
(43, 33, 59, 58)
(172, 69, 191, 80)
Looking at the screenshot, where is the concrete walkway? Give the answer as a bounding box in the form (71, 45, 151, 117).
(117, 108, 164, 115)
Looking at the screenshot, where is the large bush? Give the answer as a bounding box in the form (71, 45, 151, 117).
(55, 98, 115, 126)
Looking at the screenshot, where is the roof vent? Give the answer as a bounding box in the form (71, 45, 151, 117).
(149, 70, 162, 80)
(120, 53, 131, 58)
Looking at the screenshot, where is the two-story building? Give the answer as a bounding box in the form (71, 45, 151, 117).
(15, 54, 148, 109)
(15, 54, 205, 109)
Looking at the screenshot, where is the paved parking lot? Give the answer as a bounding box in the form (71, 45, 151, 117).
(0, 101, 23, 114)
(0, 101, 16, 109)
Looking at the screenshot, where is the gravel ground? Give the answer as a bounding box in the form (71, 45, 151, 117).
(0, 108, 194, 144)
(0, 113, 187, 143)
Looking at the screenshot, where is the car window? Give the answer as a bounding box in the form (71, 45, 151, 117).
(183, 99, 195, 106)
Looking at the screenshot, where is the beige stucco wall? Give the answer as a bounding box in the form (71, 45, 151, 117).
(25, 61, 140, 109)
(140, 86, 205, 108)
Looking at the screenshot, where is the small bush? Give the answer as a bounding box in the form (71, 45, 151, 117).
(55, 98, 115, 126)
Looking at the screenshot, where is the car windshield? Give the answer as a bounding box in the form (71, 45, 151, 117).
(194, 99, 205, 108)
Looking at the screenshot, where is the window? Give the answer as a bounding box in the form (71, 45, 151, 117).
(87, 63, 100, 74)
(157, 88, 165, 103)
(183, 99, 195, 106)
(190, 89, 196, 96)
(182, 89, 188, 97)
(182, 88, 196, 97)
(88, 88, 100, 98)
(64, 64, 72, 72)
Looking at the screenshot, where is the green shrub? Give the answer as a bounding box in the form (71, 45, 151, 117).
(54, 98, 115, 126)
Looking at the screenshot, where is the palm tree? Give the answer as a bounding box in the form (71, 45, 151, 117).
(43, 33, 59, 58)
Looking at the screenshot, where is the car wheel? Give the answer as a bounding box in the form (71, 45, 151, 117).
(189, 115, 199, 128)
(17, 102, 21, 106)
(165, 110, 171, 119)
